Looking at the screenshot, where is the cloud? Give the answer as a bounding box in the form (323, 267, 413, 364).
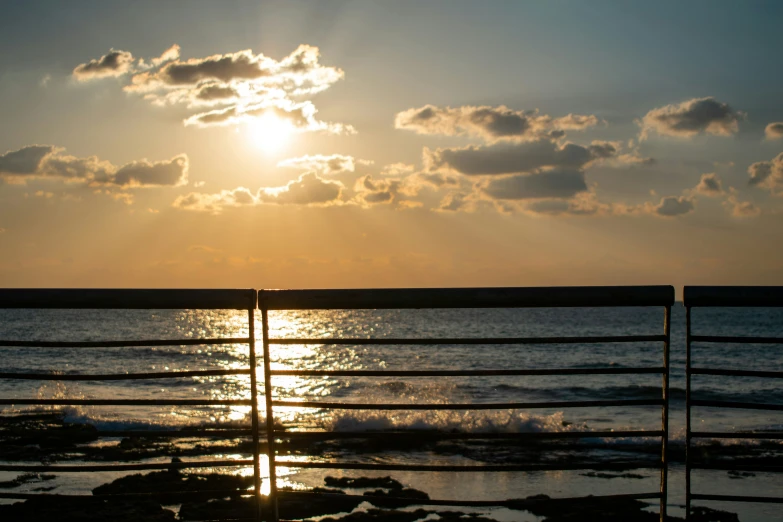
(380, 163, 415, 176)
(183, 99, 354, 134)
(112, 155, 188, 187)
(480, 169, 588, 200)
(258, 173, 343, 205)
(747, 152, 783, 194)
(695, 173, 724, 196)
(73, 50, 135, 80)
(415, 172, 461, 188)
(650, 195, 695, 217)
(150, 44, 180, 67)
(352, 175, 420, 207)
(640, 97, 743, 139)
(395, 105, 601, 143)
(173, 187, 257, 214)
(425, 139, 614, 176)
(0, 145, 187, 189)
(0, 145, 56, 175)
(724, 192, 761, 218)
(174, 173, 345, 213)
(765, 123, 783, 141)
(85, 43, 351, 132)
(437, 192, 471, 212)
(278, 154, 358, 175)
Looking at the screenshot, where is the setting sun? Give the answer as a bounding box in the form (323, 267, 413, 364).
(248, 112, 294, 153)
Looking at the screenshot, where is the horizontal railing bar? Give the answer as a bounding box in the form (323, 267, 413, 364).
(269, 335, 666, 346)
(275, 430, 664, 440)
(271, 367, 665, 377)
(690, 368, 783, 378)
(272, 399, 664, 410)
(0, 399, 252, 406)
(690, 431, 783, 439)
(0, 288, 257, 310)
(0, 337, 251, 348)
(690, 335, 783, 345)
(0, 369, 251, 381)
(274, 460, 661, 472)
(690, 400, 783, 411)
(0, 460, 254, 472)
(690, 463, 783, 472)
(92, 429, 254, 438)
(0, 489, 253, 500)
(690, 493, 783, 504)
(259, 286, 675, 310)
(684, 286, 783, 307)
(278, 490, 662, 507)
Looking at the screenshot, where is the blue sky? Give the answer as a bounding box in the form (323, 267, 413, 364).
(1, 1, 782, 289)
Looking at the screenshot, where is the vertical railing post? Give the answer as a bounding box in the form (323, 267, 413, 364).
(248, 307, 262, 521)
(685, 305, 692, 520)
(261, 305, 279, 522)
(660, 304, 671, 521)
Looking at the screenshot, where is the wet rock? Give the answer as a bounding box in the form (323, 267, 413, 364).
(92, 468, 252, 501)
(0, 497, 175, 522)
(511, 494, 684, 521)
(0, 472, 56, 489)
(690, 506, 740, 522)
(580, 471, 646, 479)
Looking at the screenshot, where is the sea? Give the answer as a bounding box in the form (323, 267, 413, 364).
(1, 304, 781, 521)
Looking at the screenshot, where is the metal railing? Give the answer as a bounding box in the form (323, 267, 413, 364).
(684, 286, 783, 518)
(258, 286, 674, 522)
(0, 289, 263, 520)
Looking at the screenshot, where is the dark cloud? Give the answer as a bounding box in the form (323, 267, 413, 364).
(653, 196, 695, 217)
(416, 172, 460, 188)
(640, 97, 743, 139)
(425, 139, 613, 176)
(0, 145, 55, 175)
(0, 145, 188, 190)
(747, 152, 783, 194)
(395, 105, 601, 143)
(765, 123, 783, 141)
(481, 169, 588, 200)
(258, 173, 343, 205)
(695, 173, 723, 195)
(73, 50, 135, 80)
(112, 155, 189, 187)
(195, 84, 239, 101)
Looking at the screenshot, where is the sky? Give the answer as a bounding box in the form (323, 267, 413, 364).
(1, 0, 782, 290)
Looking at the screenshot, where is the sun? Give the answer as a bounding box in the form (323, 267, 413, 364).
(247, 112, 294, 153)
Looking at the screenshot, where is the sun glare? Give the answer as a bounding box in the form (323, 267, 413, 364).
(248, 112, 294, 153)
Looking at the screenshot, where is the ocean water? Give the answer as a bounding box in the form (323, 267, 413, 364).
(1, 304, 782, 520)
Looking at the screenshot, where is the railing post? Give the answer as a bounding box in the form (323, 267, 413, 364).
(685, 305, 692, 521)
(248, 307, 262, 521)
(261, 305, 279, 522)
(660, 304, 671, 521)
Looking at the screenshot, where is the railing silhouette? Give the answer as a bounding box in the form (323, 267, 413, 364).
(0, 286, 676, 521)
(258, 286, 674, 522)
(0, 289, 264, 520)
(684, 286, 783, 518)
